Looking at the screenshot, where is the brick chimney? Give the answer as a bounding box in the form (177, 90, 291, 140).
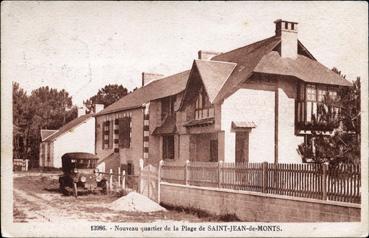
(77, 106, 86, 117)
(198, 50, 221, 60)
(142, 72, 164, 86)
(274, 19, 298, 59)
(94, 104, 104, 113)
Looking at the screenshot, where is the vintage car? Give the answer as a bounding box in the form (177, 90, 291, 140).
(59, 152, 107, 197)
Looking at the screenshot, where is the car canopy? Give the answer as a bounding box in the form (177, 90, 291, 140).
(61, 153, 99, 172)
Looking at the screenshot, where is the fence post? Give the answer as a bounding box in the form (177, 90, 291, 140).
(185, 160, 190, 185)
(122, 170, 126, 190)
(322, 163, 328, 200)
(262, 162, 268, 193)
(109, 169, 113, 192)
(157, 160, 164, 203)
(218, 161, 223, 188)
(25, 159, 29, 171)
(118, 167, 121, 188)
(138, 158, 144, 193)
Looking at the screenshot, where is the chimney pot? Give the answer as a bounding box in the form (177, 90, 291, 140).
(198, 50, 221, 60)
(77, 107, 86, 117)
(94, 104, 104, 113)
(141, 72, 164, 86)
(274, 19, 298, 59)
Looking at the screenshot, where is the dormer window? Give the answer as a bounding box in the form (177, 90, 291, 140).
(161, 96, 175, 120)
(195, 88, 214, 120)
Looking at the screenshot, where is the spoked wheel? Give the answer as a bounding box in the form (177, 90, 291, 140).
(59, 184, 68, 196)
(73, 182, 78, 198)
(102, 180, 108, 195)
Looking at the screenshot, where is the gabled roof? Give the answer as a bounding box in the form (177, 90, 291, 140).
(211, 36, 281, 102)
(254, 51, 352, 86)
(96, 70, 190, 116)
(41, 129, 57, 141)
(152, 115, 177, 135)
(42, 114, 94, 142)
(194, 60, 237, 103)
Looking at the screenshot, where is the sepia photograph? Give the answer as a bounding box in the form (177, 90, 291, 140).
(1, 1, 368, 237)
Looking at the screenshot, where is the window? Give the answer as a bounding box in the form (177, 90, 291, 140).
(328, 88, 337, 100)
(46, 143, 51, 162)
(102, 121, 113, 149)
(210, 140, 218, 162)
(161, 96, 175, 120)
(195, 87, 214, 120)
(297, 83, 340, 127)
(306, 84, 316, 101)
(127, 162, 134, 175)
(163, 136, 174, 160)
(119, 117, 131, 148)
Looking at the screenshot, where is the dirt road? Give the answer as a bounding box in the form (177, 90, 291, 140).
(13, 173, 206, 223)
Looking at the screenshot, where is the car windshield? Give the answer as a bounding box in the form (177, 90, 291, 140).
(71, 159, 97, 169)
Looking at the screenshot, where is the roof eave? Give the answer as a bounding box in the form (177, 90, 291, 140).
(94, 105, 144, 117)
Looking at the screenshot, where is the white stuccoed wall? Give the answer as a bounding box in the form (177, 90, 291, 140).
(221, 83, 276, 163)
(53, 117, 95, 168)
(277, 79, 304, 163)
(221, 78, 304, 164)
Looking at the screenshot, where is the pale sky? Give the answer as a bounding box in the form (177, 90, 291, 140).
(2, 1, 368, 106)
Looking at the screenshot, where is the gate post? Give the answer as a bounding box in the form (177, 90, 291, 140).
(322, 163, 328, 200)
(122, 170, 126, 190)
(262, 162, 268, 193)
(157, 160, 164, 203)
(109, 169, 113, 192)
(218, 161, 223, 188)
(138, 158, 144, 193)
(185, 160, 190, 185)
(118, 167, 121, 188)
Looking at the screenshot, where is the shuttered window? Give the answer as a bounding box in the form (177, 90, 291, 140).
(103, 121, 112, 149)
(119, 117, 131, 148)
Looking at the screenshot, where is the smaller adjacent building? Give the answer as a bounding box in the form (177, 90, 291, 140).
(39, 105, 103, 168)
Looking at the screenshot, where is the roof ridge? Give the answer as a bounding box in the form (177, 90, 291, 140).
(213, 35, 278, 60)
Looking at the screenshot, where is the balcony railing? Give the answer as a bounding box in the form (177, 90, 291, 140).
(195, 107, 215, 120)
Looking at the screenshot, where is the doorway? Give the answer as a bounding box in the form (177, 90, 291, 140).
(235, 132, 249, 163)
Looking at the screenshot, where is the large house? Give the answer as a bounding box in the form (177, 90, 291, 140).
(95, 20, 351, 174)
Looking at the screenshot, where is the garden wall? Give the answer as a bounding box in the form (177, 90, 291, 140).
(160, 182, 360, 222)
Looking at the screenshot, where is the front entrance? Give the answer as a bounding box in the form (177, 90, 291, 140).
(235, 132, 249, 163)
(162, 135, 174, 160)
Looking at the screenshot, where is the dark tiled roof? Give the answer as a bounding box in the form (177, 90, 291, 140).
(40, 129, 58, 141)
(96, 70, 190, 116)
(194, 60, 237, 103)
(43, 114, 94, 142)
(152, 115, 177, 135)
(254, 51, 352, 86)
(211, 36, 281, 102)
(183, 117, 215, 127)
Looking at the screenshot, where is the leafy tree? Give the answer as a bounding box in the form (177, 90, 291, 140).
(12, 84, 77, 168)
(298, 72, 360, 166)
(84, 84, 128, 113)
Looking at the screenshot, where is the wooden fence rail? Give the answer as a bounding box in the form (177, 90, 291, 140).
(160, 160, 361, 204)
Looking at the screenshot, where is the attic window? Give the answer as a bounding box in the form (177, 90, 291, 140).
(291, 23, 295, 30)
(285, 22, 288, 29)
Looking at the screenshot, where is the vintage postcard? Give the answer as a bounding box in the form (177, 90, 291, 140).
(1, 1, 368, 237)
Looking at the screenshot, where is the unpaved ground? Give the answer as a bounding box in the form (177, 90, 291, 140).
(13, 172, 207, 223)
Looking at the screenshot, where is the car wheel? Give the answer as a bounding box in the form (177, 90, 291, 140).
(101, 180, 108, 195)
(73, 183, 78, 198)
(59, 180, 68, 195)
